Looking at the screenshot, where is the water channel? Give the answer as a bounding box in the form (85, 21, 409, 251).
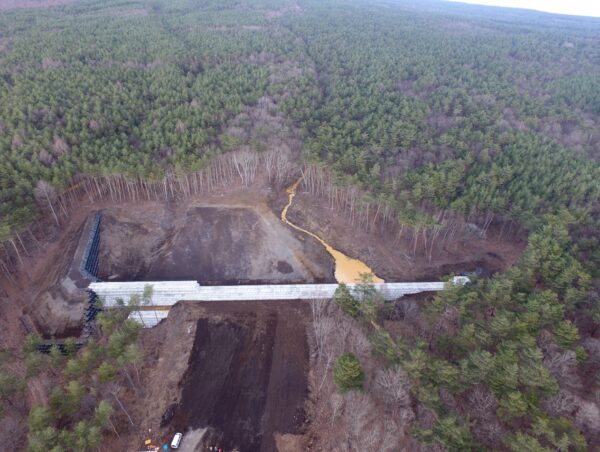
(281, 178, 384, 284)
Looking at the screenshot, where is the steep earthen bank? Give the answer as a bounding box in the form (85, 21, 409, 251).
(132, 301, 309, 452)
(284, 189, 526, 282)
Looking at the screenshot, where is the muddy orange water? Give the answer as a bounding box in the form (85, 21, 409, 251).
(281, 178, 384, 284)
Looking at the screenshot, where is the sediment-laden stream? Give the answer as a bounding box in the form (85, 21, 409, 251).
(281, 178, 384, 284)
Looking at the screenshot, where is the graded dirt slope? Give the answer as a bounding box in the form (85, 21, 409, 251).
(171, 301, 308, 452)
(285, 190, 526, 282)
(135, 301, 309, 452)
(98, 198, 334, 284)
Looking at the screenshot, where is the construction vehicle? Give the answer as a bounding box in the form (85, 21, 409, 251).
(144, 438, 159, 451)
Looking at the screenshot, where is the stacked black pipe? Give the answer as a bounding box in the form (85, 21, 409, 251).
(38, 213, 103, 354)
(36, 341, 84, 354)
(81, 290, 101, 340)
(79, 212, 102, 282)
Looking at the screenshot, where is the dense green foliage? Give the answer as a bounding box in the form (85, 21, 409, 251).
(333, 352, 365, 392)
(1, 0, 600, 448)
(360, 213, 597, 450)
(334, 283, 360, 318)
(1, 0, 600, 236)
(25, 313, 143, 451)
(284, 1, 600, 230)
(335, 209, 600, 448)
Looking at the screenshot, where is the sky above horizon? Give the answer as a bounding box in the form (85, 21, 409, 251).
(449, 0, 600, 18)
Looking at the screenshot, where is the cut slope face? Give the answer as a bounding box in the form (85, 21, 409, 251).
(145, 206, 315, 283)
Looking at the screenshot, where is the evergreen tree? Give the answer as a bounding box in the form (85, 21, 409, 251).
(334, 283, 360, 318)
(333, 352, 365, 392)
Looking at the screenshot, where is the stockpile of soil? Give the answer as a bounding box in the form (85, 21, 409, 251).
(168, 301, 309, 451)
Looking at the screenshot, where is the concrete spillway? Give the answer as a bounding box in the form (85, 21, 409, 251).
(89, 280, 458, 308)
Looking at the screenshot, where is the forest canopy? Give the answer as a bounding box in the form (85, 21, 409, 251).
(0, 0, 599, 236)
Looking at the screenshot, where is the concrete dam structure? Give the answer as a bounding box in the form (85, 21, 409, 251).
(89, 280, 457, 307)
(88, 279, 467, 327)
(82, 212, 468, 328)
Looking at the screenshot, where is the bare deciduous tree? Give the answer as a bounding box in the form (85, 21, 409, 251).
(582, 337, 600, 364)
(575, 401, 600, 436)
(374, 367, 412, 408)
(467, 385, 497, 419)
(329, 393, 343, 427)
(34, 180, 59, 226)
(311, 298, 333, 359)
(544, 389, 577, 418)
(52, 136, 70, 156)
(38, 149, 54, 166)
(543, 349, 581, 390)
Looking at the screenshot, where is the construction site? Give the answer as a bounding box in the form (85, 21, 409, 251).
(45, 193, 460, 450)
(0, 179, 525, 451)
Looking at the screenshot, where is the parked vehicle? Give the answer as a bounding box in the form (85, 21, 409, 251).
(170, 432, 183, 449)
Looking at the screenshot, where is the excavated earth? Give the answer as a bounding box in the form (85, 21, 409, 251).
(25, 189, 334, 337)
(284, 190, 526, 282)
(16, 181, 524, 342)
(133, 300, 309, 452)
(0, 182, 527, 451)
(98, 199, 334, 285)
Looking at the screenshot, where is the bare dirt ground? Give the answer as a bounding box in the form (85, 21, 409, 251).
(0, 176, 528, 450)
(3, 184, 334, 339)
(98, 193, 334, 284)
(284, 189, 525, 282)
(133, 300, 309, 452)
(1, 175, 524, 345)
(0, 206, 92, 339)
